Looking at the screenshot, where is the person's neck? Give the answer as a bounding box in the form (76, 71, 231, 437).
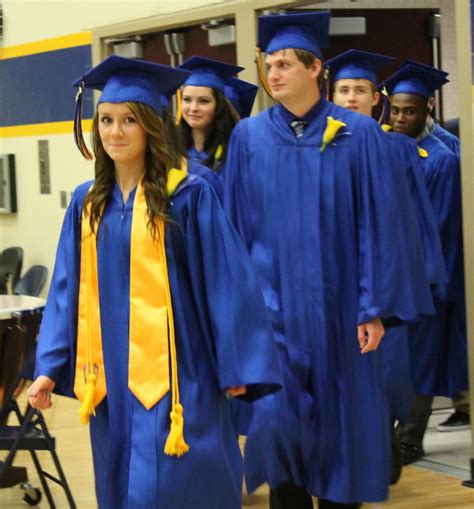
(415, 126, 431, 142)
(115, 163, 144, 203)
(281, 89, 320, 119)
(192, 129, 207, 152)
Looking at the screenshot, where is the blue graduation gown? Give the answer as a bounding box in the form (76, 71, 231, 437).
(379, 132, 446, 424)
(433, 124, 460, 159)
(223, 99, 434, 503)
(187, 159, 223, 202)
(187, 147, 227, 183)
(408, 134, 467, 397)
(35, 175, 281, 509)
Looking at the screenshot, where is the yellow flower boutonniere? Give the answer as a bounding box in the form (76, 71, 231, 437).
(418, 147, 428, 158)
(320, 116, 347, 153)
(381, 124, 392, 132)
(214, 144, 223, 161)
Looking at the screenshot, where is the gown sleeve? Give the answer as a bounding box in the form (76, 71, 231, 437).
(222, 122, 255, 252)
(187, 159, 224, 203)
(390, 135, 447, 289)
(424, 150, 463, 302)
(34, 184, 87, 397)
(173, 179, 282, 402)
(355, 123, 434, 325)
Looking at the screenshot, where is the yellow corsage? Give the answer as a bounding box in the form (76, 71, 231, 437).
(320, 116, 347, 153)
(381, 124, 392, 132)
(214, 144, 223, 161)
(418, 147, 428, 158)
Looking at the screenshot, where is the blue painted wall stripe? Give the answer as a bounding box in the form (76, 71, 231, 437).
(0, 45, 94, 127)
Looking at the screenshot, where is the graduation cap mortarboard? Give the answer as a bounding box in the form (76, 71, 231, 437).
(179, 56, 244, 93)
(73, 54, 191, 116)
(402, 59, 448, 78)
(381, 62, 449, 99)
(325, 49, 396, 84)
(72, 55, 191, 159)
(258, 11, 330, 58)
(224, 78, 258, 118)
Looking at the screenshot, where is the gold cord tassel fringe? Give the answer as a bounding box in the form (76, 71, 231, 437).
(164, 403, 189, 457)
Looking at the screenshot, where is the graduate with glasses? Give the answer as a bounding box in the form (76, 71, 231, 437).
(27, 55, 281, 509)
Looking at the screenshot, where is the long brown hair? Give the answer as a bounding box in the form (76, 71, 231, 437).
(83, 102, 180, 238)
(179, 88, 240, 170)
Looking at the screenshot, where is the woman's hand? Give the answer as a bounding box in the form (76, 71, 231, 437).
(225, 385, 247, 398)
(27, 376, 56, 410)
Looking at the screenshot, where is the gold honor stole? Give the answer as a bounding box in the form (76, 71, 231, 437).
(74, 167, 190, 457)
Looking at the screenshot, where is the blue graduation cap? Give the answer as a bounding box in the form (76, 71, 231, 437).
(72, 54, 191, 159)
(402, 59, 448, 78)
(258, 11, 330, 58)
(325, 49, 397, 84)
(73, 54, 191, 116)
(381, 62, 449, 99)
(224, 78, 258, 118)
(179, 56, 244, 93)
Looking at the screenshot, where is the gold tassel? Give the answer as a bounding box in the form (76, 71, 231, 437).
(79, 371, 97, 424)
(255, 47, 274, 100)
(175, 88, 183, 125)
(164, 403, 190, 457)
(378, 86, 390, 125)
(74, 82, 94, 161)
(324, 68, 330, 101)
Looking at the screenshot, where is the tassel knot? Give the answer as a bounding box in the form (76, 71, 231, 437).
(164, 403, 190, 457)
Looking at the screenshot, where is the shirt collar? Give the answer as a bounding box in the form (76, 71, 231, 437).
(416, 126, 431, 142)
(278, 97, 326, 126)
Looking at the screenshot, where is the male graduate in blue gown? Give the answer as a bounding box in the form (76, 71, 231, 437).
(384, 62, 467, 464)
(402, 60, 461, 158)
(223, 12, 434, 509)
(327, 49, 446, 485)
(416, 66, 467, 433)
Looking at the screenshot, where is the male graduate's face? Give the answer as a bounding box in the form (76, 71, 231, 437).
(333, 79, 380, 117)
(389, 93, 429, 138)
(265, 49, 320, 103)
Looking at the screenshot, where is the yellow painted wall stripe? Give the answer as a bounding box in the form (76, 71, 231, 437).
(0, 120, 93, 138)
(0, 32, 92, 60)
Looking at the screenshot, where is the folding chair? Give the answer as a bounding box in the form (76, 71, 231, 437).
(0, 247, 24, 295)
(0, 309, 76, 508)
(13, 265, 48, 298)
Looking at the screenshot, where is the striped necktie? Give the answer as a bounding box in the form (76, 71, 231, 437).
(290, 119, 308, 140)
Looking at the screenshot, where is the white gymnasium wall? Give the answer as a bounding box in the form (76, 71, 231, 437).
(0, 0, 232, 295)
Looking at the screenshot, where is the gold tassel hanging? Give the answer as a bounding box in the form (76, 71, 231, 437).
(79, 372, 97, 424)
(175, 88, 183, 125)
(378, 86, 390, 125)
(255, 47, 274, 100)
(74, 82, 94, 160)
